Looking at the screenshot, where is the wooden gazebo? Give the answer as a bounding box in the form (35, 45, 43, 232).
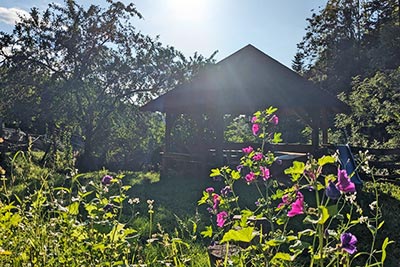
(140, 44, 350, 167)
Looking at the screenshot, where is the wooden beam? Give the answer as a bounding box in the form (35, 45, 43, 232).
(165, 113, 177, 153)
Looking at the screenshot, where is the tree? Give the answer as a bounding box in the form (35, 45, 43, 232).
(0, 0, 214, 170)
(297, 0, 400, 94)
(335, 67, 400, 147)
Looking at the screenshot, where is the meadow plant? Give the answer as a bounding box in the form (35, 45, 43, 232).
(199, 107, 392, 266)
(0, 146, 202, 266)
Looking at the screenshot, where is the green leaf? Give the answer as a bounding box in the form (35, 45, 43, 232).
(381, 237, 394, 264)
(266, 106, 278, 115)
(377, 221, 385, 230)
(270, 252, 293, 264)
(326, 205, 338, 217)
(221, 227, 255, 243)
(231, 170, 241, 180)
(284, 161, 305, 181)
(197, 191, 209, 206)
(272, 132, 282, 144)
(318, 206, 329, 224)
(68, 202, 80, 215)
(200, 226, 213, 238)
(317, 155, 336, 167)
(210, 168, 221, 177)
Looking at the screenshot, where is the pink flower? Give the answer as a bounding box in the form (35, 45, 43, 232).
(252, 124, 260, 136)
(252, 153, 263, 161)
(242, 146, 253, 154)
(336, 169, 356, 193)
(277, 194, 291, 209)
(216, 211, 228, 228)
(251, 116, 257, 123)
(213, 194, 220, 210)
(287, 192, 304, 217)
(245, 172, 256, 183)
(206, 187, 214, 194)
(270, 115, 279, 125)
(260, 166, 270, 181)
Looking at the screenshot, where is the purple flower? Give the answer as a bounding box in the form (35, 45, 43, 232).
(341, 232, 357, 254)
(220, 186, 232, 196)
(216, 211, 228, 228)
(251, 116, 257, 123)
(252, 153, 263, 161)
(260, 166, 271, 181)
(245, 172, 256, 183)
(287, 192, 304, 217)
(242, 146, 253, 154)
(336, 169, 356, 193)
(101, 175, 113, 186)
(103, 203, 113, 212)
(205, 187, 214, 194)
(252, 124, 260, 136)
(236, 165, 243, 172)
(270, 115, 279, 125)
(326, 181, 341, 200)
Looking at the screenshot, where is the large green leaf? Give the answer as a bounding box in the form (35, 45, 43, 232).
(221, 227, 255, 243)
(284, 161, 305, 181)
(317, 155, 336, 166)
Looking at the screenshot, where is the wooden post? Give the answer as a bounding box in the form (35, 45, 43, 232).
(214, 112, 224, 165)
(165, 113, 176, 153)
(321, 110, 329, 145)
(311, 114, 320, 149)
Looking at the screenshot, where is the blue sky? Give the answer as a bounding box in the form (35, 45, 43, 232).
(0, 0, 327, 67)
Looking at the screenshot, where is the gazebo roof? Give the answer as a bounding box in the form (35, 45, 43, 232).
(140, 44, 350, 115)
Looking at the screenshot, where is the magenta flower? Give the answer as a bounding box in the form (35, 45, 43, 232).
(216, 211, 228, 228)
(277, 194, 291, 209)
(336, 169, 356, 193)
(252, 124, 260, 136)
(101, 175, 113, 185)
(270, 115, 279, 125)
(252, 153, 263, 161)
(251, 116, 257, 123)
(260, 166, 271, 181)
(205, 187, 214, 194)
(242, 146, 253, 154)
(341, 232, 357, 254)
(287, 192, 304, 217)
(245, 172, 256, 183)
(213, 194, 220, 210)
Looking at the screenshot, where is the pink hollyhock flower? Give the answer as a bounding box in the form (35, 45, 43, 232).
(205, 187, 214, 194)
(242, 146, 253, 154)
(251, 116, 258, 123)
(336, 169, 356, 193)
(252, 124, 260, 135)
(252, 153, 263, 161)
(270, 115, 279, 125)
(245, 172, 256, 183)
(216, 211, 228, 228)
(287, 192, 304, 217)
(277, 194, 291, 209)
(260, 166, 271, 181)
(213, 194, 220, 210)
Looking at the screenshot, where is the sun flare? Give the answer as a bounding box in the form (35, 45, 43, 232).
(167, 0, 208, 22)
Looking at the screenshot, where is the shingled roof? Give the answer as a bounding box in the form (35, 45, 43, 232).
(140, 44, 350, 115)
